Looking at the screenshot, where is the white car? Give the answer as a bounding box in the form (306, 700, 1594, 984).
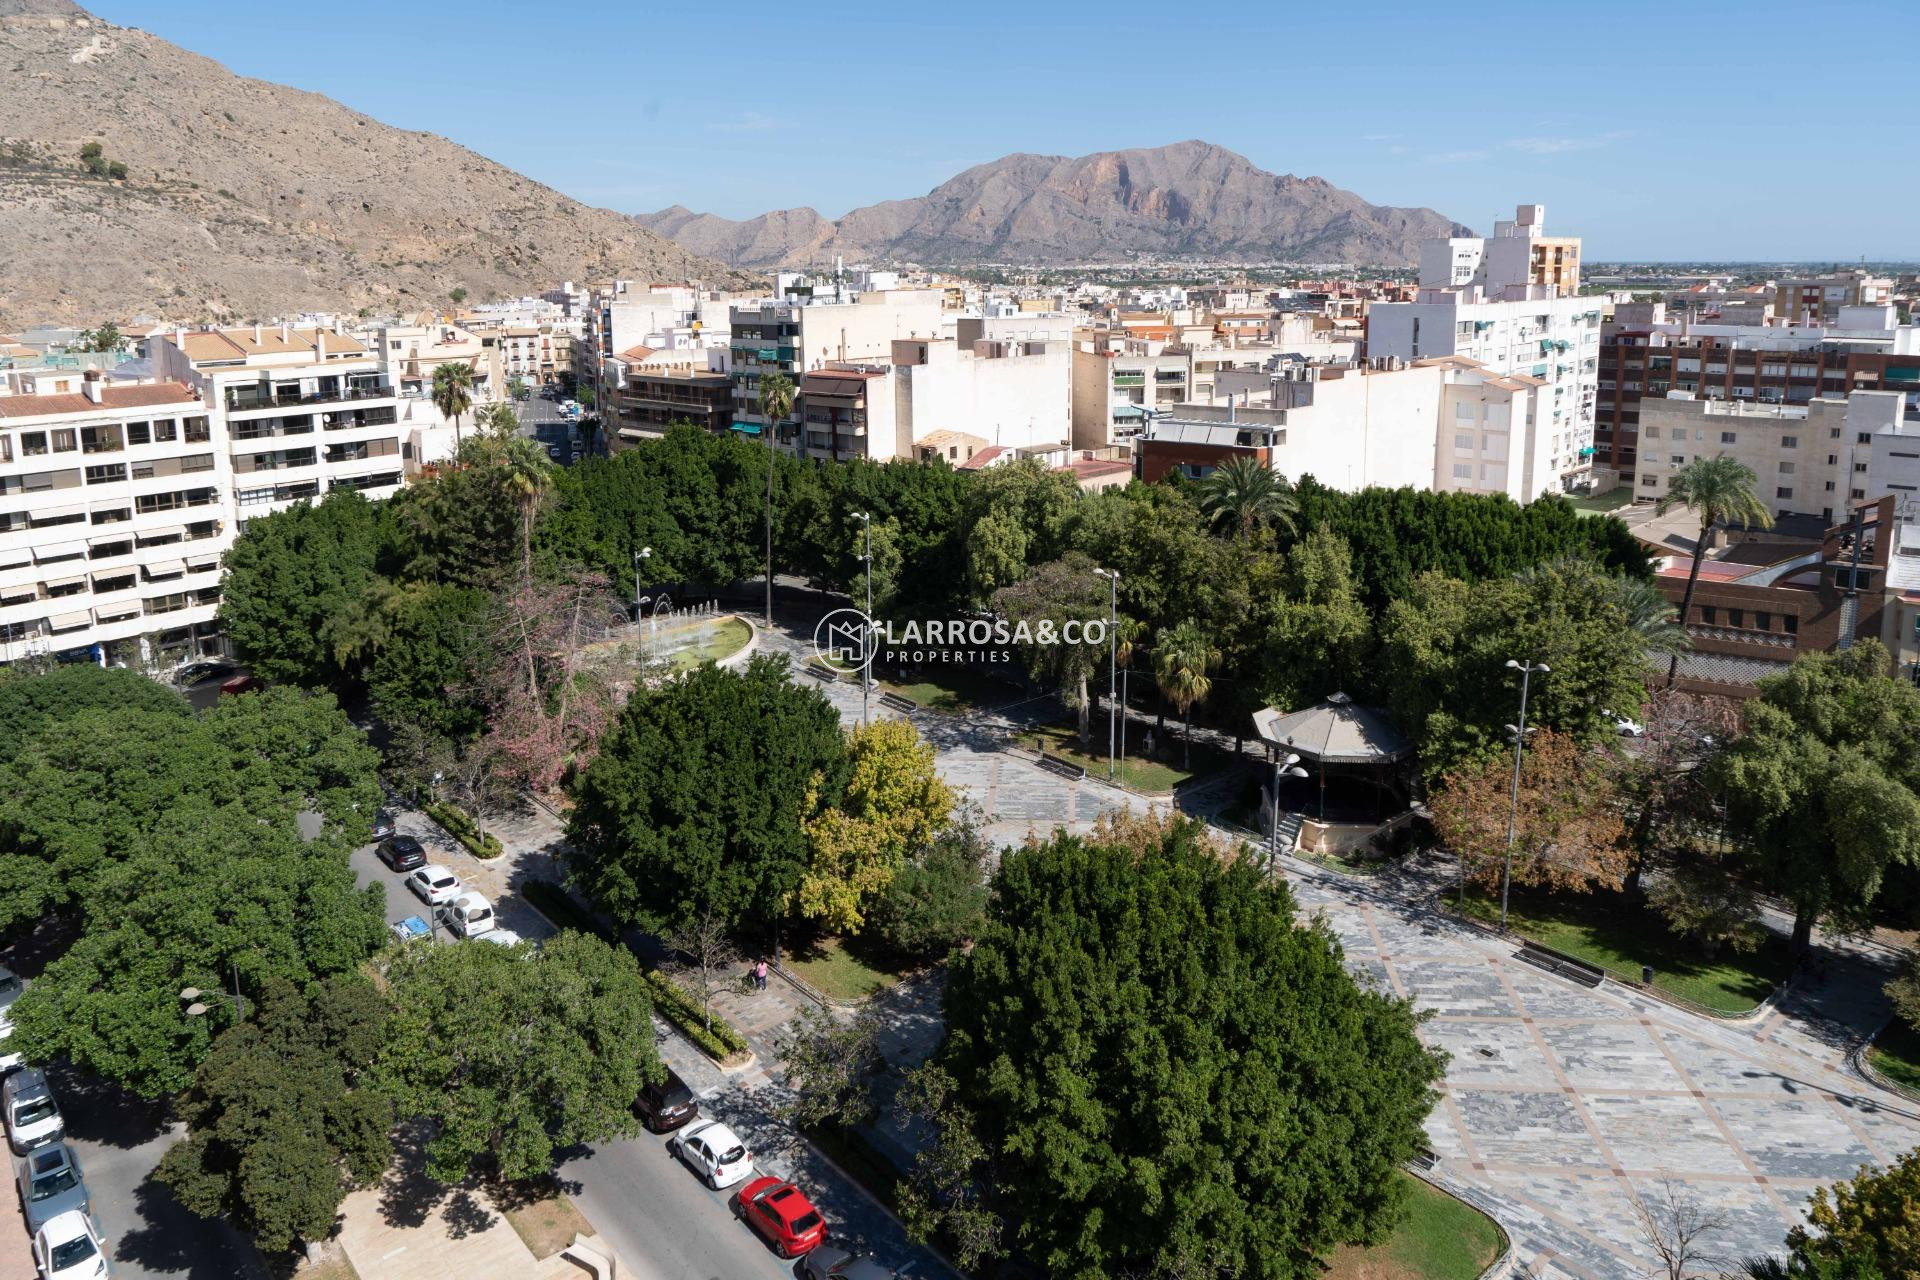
(0, 1011, 22, 1074)
(435, 892, 496, 939)
(5, 1070, 63, 1155)
(406, 865, 463, 906)
(33, 1208, 106, 1279)
(674, 1118, 753, 1189)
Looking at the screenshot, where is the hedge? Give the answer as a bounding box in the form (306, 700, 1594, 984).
(521, 879, 749, 1060)
(424, 800, 503, 859)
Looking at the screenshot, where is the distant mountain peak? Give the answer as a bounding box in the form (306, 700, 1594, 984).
(639, 141, 1467, 268)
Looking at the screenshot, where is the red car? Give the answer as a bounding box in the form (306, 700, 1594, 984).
(219, 674, 265, 696)
(735, 1176, 826, 1257)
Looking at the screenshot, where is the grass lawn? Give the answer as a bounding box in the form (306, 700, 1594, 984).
(1323, 1175, 1504, 1280)
(1020, 719, 1227, 794)
(1569, 488, 1633, 515)
(877, 665, 1027, 713)
(502, 1192, 594, 1260)
(1459, 886, 1790, 1014)
(280, 1253, 360, 1280)
(664, 617, 752, 672)
(785, 935, 910, 1002)
(1869, 1019, 1920, 1094)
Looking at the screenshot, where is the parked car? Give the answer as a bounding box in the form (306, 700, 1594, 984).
(634, 1067, 698, 1133)
(478, 928, 525, 948)
(376, 835, 427, 872)
(0, 1011, 22, 1073)
(16, 1141, 88, 1232)
(406, 865, 463, 906)
(173, 659, 236, 688)
(0, 965, 22, 1015)
(736, 1176, 826, 1258)
(370, 810, 397, 842)
(32, 1208, 106, 1279)
(800, 1247, 898, 1280)
(5, 1070, 63, 1155)
(673, 1118, 753, 1189)
(435, 892, 496, 939)
(218, 674, 265, 696)
(390, 915, 432, 945)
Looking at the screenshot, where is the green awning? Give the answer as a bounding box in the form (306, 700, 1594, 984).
(729, 421, 762, 435)
(1111, 404, 1147, 419)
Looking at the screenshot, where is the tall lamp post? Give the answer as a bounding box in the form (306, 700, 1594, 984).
(1270, 750, 1309, 865)
(632, 546, 651, 650)
(856, 511, 874, 727)
(1500, 658, 1549, 930)
(180, 963, 245, 1022)
(1093, 568, 1120, 780)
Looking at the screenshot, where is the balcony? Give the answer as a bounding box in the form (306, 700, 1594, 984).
(231, 417, 315, 442)
(225, 382, 392, 412)
(322, 406, 399, 431)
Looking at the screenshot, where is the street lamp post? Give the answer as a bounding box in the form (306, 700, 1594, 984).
(1270, 751, 1308, 865)
(1499, 658, 1549, 931)
(180, 962, 246, 1022)
(632, 546, 651, 651)
(1093, 568, 1119, 780)
(856, 511, 873, 728)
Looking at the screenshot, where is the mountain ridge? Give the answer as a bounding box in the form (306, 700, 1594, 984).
(639, 141, 1469, 268)
(0, 4, 751, 327)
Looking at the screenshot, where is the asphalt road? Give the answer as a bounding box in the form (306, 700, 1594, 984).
(514, 391, 578, 465)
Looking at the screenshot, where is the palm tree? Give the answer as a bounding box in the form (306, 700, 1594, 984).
(432, 361, 475, 449)
(476, 400, 520, 441)
(1153, 620, 1219, 769)
(1655, 456, 1772, 686)
(1610, 574, 1690, 657)
(487, 435, 551, 585)
(1198, 457, 1297, 539)
(757, 373, 795, 626)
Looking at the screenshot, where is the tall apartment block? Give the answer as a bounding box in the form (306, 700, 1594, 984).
(0, 325, 407, 668)
(1369, 205, 1599, 495)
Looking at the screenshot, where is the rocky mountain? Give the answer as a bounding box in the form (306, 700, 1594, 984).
(639, 141, 1468, 269)
(0, 1, 752, 328)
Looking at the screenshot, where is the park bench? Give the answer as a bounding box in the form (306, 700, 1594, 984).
(878, 691, 917, 713)
(1036, 752, 1087, 781)
(1514, 940, 1604, 988)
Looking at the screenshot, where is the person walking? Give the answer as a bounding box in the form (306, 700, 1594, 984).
(754, 958, 768, 991)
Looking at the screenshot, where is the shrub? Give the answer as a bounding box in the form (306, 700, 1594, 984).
(423, 799, 502, 859)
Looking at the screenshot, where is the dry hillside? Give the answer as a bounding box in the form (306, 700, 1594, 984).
(0, 1, 752, 328)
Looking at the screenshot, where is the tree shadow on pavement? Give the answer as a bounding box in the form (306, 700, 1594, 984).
(44, 1063, 170, 1150)
(378, 1130, 453, 1230)
(114, 1173, 269, 1278)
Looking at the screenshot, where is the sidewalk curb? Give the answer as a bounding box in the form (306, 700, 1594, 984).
(799, 1137, 966, 1280)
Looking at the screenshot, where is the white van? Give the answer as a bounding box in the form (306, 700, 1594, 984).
(436, 892, 497, 939)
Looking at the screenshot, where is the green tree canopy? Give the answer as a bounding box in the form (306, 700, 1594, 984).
(376, 931, 659, 1183)
(566, 655, 848, 933)
(1259, 524, 1372, 710)
(217, 490, 382, 689)
(1715, 640, 1920, 951)
(937, 814, 1444, 1279)
(157, 974, 393, 1252)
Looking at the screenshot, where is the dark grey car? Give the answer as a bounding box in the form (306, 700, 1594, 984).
(16, 1140, 87, 1231)
(799, 1246, 898, 1280)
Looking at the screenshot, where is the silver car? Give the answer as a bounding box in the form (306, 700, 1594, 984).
(16, 1141, 88, 1232)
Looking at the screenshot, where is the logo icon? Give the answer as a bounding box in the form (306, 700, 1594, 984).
(813, 608, 876, 676)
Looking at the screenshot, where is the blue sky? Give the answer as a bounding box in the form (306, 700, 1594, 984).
(89, 0, 1918, 261)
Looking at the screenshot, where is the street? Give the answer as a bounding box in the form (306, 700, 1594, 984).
(513, 387, 581, 465)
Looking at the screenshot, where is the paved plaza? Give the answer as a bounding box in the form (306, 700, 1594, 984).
(747, 616, 1920, 1280)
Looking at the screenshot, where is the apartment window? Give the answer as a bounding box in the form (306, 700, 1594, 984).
(1728, 609, 1745, 628)
(50, 429, 76, 453)
(1784, 615, 1798, 635)
(1644, 426, 1660, 439)
(183, 417, 209, 443)
(155, 420, 179, 443)
(1671, 454, 1686, 464)
(19, 432, 46, 456)
(84, 463, 127, 485)
(1452, 463, 1472, 479)
(1828, 455, 1839, 465)
(1781, 435, 1797, 449)
(1860, 433, 1873, 444)
(126, 422, 150, 446)
(1826, 481, 1837, 492)
(1779, 461, 1795, 474)
(1856, 462, 1870, 473)
(1455, 433, 1474, 450)
(91, 505, 129, 524)
(1641, 474, 1658, 487)
(1830, 427, 1842, 439)
(89, 539, 131, 560)
(1720, 432, 1737, 445)
(1701, 606, 1717, 624)
(1776, 487, 1793, 499)
(1853, 488, 1867, 499)
(1755, 611, 1772, 630)
(91, 573, 135, 594)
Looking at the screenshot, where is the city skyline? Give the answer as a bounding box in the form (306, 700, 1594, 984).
(82, 0, 1919, 263)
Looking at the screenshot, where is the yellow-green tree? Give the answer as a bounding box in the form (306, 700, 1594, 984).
(800, 719, 953, 932)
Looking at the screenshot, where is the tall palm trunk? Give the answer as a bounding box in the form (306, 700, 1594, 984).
(1182, 705, 1193, 768)
(1665, 516, 1711, 687)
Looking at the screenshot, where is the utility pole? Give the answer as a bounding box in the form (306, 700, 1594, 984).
(1501, 658, 1549, 930)
(857, 511, 873, 728)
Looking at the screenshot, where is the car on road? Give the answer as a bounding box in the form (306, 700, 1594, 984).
(390, 915, 432, 945)
(435, 892, 497, 938)
(218, 674, 265, 696)
(0, 965, 22, 1014)
(673, 1118, 753, 1189)
(406, 865, 463, 906)
(32, 1208, 106, 1279)
(173, 659, 236, 688)
(634, 1067, 698, 1133)
(16, 1141, 89, 1232)
(736, 1175, 826, 1258)
(0, 1010, 22, 1073)
(800, 1247, 898, 1280)
(370, 810, 397, 842)
(377, 835, 427, 872)
(5, 1070, 63, 1155)
(478, 927, 525, 948)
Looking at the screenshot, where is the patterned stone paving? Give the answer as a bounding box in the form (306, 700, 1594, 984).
(754, 618, 1920, 1280)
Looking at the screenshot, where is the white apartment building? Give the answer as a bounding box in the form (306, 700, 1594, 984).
(0, 367, 225, 666)
(1373, 204, 1599, 496)
(151, 325, 407, 520)
(1070, 342, 1192, 450)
